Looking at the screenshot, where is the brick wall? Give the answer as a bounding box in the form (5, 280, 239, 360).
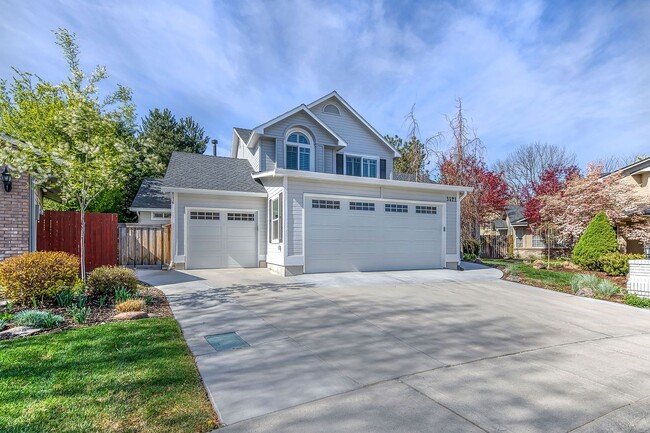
(0, 172, 30, 261)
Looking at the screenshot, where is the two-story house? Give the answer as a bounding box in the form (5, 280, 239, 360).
(159, 92, 472, 275)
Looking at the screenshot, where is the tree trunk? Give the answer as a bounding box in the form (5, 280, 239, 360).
(80, 207, 86, 281)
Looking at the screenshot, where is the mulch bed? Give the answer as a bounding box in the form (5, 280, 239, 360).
(0, 282, 173, 340)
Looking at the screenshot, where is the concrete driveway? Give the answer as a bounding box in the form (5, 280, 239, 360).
(138, 265, 650, 432)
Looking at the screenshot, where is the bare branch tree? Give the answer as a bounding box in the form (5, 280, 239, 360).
(494, 142, 576, 199)
(591, 154, 648, 174)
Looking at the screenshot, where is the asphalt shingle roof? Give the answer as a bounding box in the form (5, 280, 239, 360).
(505, 205, 527, 225)
(493, 219, 507, 229)
(162, 151, 266, 193)
(234, 128, 252, 144)
(130, 178, 171, 209)
(393, 172, 436, 183)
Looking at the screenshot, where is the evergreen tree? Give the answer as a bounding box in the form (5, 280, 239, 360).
(572, 211, 619, 270)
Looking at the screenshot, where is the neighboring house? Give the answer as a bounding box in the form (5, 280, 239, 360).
(129, 178, 172, 224)
(503, 205, 565, 259)
(161, 91, 472, 275)
(602, 156, 650, 253)
(0, 167, 44, 261)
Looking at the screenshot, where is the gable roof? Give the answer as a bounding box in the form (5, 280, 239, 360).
(130, 178, 171, 210)
(234, 127, 252, 144)
(162, 151, 266, 194)
(307, 91, 401, 157)
(601, 156, 650, 179)
(505, 205, 528, 226)
(252, 104, 348, 148)
(492, 219, 507, 229)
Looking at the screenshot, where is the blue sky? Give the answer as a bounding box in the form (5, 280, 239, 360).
(1, 0, 648, 167)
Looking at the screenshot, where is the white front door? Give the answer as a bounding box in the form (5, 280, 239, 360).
(305, 197, 444, 273)
(186, 210, 258, 269)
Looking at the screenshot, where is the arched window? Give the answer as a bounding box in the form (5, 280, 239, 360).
(323, 104, 340, 115)
(286, 130, 312, 171)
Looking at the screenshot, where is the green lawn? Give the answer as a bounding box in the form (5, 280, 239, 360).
(0, 318, 219, 433)
(481, 258, 577, 292)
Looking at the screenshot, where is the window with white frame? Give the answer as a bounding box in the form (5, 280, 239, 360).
(349, 202, 375, 211)
(532, 234, 545, 248)
(385, 204, 408, 213)
(312, 199, 340, 209)
(286, 131, 311, 171)
(269, 194, 283, 243)
(515, 227, 524, 248)
(415, 205, 437, 214)
(228, 213, 255, 221)
(190, 211, 219, 220)
(151, 212, 171, 220)
(345, 155, 378, 178)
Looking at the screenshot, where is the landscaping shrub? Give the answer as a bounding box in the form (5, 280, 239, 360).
(0, 252, 80, 304)
(572, 212, 618, 270)
(570, 274, 601, 294)
(463, 239, 480, 256)
(624, 294, 650, 308)
(115, 299, 145, 312)
(13, 310, 64, 329)
(593, 280, 620, 298)
(463, 253, 477, 261)
(86, 266, 137, 298)
(68, 305, 91, 324)
(0, 319, 6, 331)
(600, 252, 645, 276)
(114, 286, 134, 304)
(55, 289, 75, 308)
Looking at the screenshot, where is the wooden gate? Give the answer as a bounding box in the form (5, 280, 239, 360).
(37, 211, 118, 271)
(118, 224, 171, 269)
(480, 235, 509, 259)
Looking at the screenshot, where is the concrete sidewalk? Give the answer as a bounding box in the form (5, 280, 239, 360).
(138, 266, 650, 432)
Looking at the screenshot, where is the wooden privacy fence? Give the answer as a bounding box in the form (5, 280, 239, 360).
(37, 211, 118, 271)
(480, 235, 509, 259)
(118, 224, 171, 269)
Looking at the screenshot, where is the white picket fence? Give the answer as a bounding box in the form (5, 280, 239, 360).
(627, 260, 650, 298)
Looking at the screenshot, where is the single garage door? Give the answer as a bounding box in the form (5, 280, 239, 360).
(305, 197, 444, 273)
(186, 210, 258, 269)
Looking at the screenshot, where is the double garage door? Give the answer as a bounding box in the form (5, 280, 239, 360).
(305, 196, 444, 273)
(186, 210, 257, 269)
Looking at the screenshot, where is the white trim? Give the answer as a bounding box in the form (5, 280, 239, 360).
(129, 207, 171, 213)
(306, 91, 401, 157)
(342, 153, 379, 178)
(322, 103, 341, 116)
(284, 127, 315, 172)
(161, 187, 267, 197)
(184, 206, 260, 270)
(253, 168, 473, 193)
(150, 211, 172, 221)
(302, 192, 446, 273)
(252, 104, 348, 148)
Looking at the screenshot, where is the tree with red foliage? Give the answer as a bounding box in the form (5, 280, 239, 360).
(522, 164, 580, 227)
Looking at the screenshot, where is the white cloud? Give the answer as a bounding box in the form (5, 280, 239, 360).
(1, 0, 648, 162)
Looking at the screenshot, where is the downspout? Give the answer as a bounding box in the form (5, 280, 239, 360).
(457, 190, 469, 265)
(167, 192, 176, 271)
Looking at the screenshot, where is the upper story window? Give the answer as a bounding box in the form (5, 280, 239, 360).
(286, 130, 311, 171)
(345, 155, 378, 178)
(323, 104, 340, 115)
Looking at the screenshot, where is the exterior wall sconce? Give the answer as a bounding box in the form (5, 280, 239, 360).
(1, 166, 11, 192)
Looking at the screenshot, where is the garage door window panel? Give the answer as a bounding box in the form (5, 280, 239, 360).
(349, 202, 375, 211)
(385, 204, 408, 213)
(415, 205, 437, 214)
(312, 199, 340, 209)
(228, 213, 255, 221)
(190, 211, 220, 220)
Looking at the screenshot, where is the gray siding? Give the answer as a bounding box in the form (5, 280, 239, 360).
(324, 147, 335, 174)
(311, 98, 395, 178)
(175, 193, 267, 258)
(260, 138, 276, 171)
(236, 137, 260, 171)
(264, 111, 337, 170)
(137, 211, 170, 225)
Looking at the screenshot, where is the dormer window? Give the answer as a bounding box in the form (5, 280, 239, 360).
(286, 130, 312, 171)
(323, 104, 340, 115)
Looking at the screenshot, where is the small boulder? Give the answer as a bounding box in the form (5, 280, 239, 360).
(575, 287, 595, 297)
(0, 326, 41, 339)
(113, 311, 148, 321)
(532, 260, 546, 269)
